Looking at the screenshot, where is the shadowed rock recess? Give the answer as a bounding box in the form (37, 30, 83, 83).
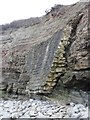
(0, 2, 90, 96)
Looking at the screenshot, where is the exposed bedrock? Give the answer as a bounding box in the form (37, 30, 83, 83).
(0, 2, 90, 96)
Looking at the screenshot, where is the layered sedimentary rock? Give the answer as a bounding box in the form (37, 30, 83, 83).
(0, 1, 90, 95)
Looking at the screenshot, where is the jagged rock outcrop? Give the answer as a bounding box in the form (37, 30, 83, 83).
(0, 1, 90, 95)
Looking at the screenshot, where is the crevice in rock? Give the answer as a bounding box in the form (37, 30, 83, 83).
(65, 13, 84, 58)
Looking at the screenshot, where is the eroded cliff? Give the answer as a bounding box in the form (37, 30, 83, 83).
(0, 2, 90, 96)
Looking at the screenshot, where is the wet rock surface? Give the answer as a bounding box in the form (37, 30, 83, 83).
(0, 98, 88, 119)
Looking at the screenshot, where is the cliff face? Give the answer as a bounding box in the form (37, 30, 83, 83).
(0, 2, 90, 95)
